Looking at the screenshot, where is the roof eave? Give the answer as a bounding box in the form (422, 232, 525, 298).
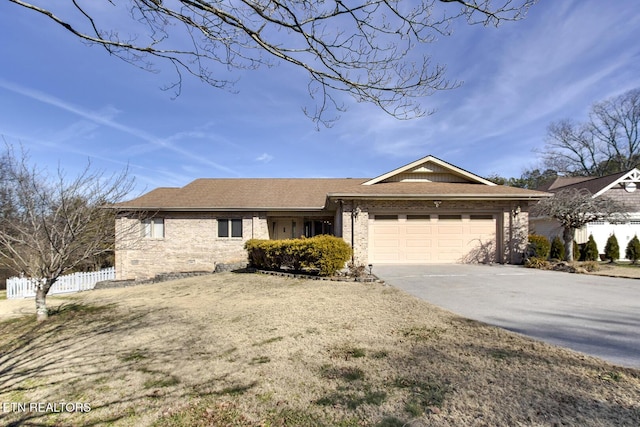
(112, 206, 328, 212)
(327, 193, 551, 201)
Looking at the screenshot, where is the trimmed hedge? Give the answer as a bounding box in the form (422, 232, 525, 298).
(245, 235, 352, 276)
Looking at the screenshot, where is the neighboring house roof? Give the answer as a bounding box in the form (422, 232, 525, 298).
(542, 169, 640, 197)
(116, 155, 551, 211)
(536, 176, 593, 192)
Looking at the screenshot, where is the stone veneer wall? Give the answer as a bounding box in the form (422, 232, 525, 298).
(115, 212, 269, 280)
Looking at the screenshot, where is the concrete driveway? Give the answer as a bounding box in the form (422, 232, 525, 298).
(375, 264, 640, 369)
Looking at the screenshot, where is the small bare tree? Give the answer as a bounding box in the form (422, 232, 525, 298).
(7, 0, 536, 125)
(0, 146, 135, 321)
(532, 188, 628, 262)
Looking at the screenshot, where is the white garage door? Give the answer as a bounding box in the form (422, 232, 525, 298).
(369, 214, 497, 263)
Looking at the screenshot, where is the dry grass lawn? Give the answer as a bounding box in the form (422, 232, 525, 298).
(0, 272, 639, 426)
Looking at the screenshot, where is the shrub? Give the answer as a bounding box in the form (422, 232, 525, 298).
(604, 234, 620, 263)
(582, 234, 599, 261)
(245, 235, 352, 276)
(626, 235, 640, 264)
(550, 236, 565, 260)
(574, 241, 582, 261)
(524, 257, 550, 269)
(527, 234, 550, 259)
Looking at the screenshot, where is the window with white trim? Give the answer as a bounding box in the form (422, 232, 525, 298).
(218, 219, 243, 238)
(142, 218, 164, 239)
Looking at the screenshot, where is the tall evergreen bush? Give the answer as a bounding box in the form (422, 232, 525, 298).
(626, 235, 640, 264)
(582, 234, 599, 261)
(550, 236, 565, 260)
(604, 234, 619, 263)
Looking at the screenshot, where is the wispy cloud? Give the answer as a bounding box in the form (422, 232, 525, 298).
(256, 153, 274, 163)
(0, 79, 241, 177)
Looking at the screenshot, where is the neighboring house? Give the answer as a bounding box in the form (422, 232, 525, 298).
(530, 168, 640, 259)
(114, 155, 550, 280)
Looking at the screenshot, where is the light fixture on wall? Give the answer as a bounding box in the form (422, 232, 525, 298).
(512, 205, 521, 217)
(433, 200, 442, 208)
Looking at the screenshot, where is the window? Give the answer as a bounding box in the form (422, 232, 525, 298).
(375, 215, 398, 220)
(438, 215, 462, 221)
(142, 218, 164, 239)
(407, 215, 431, 220)
(470, 214, 494, 220)
(218, 219, 243, 238)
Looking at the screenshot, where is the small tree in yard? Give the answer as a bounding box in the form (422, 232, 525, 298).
(582, 234, 599, 262)
(550, 236, 565, 260)
(626, 235, 640, 264)
(532, 188, 627, 262)
(604, 234, 620, 263)
(0, 146, 135, 322)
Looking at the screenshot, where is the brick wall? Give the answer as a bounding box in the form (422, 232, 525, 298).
(115, 212, 269, 280)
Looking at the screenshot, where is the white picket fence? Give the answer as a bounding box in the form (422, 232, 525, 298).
(6, 267, 116, 299)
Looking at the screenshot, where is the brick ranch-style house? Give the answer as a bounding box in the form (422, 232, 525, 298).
(114, 155, 551, 280)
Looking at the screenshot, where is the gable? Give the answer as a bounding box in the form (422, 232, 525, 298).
(362, 155, 496, 186)
(594, 169, 640, 197)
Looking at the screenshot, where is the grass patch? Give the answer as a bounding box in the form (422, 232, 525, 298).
(252, 336, 284, 346)
(320, 365, 366, 382)
(315, 388, 387, 409)
(399, 325, 446, 341)
(249, 355, 271, 365)
(330, 344, 367, 360)
(144, 375, 181, 389)
(120, 349, 149, 362)
(394, 376, 450, 411)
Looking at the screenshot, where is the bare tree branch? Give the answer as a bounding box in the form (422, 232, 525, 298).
(6, 0, 537, 125)
(541, 88, 640, 176)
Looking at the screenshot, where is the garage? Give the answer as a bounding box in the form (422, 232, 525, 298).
(368, 213, 497, 263)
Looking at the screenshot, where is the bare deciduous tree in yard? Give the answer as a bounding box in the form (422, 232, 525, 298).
(532, 188, 628, 262)
(0, 147, 135, 322)
(541, 88, 640, 176)
(7, 0, 536, 126)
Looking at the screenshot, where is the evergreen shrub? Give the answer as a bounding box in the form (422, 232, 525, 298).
(527, 234, 550, 259)
(625, 235, 640, 264)
(582, 234, 599, 261)
(550, 236, 565, 260)
(604, 234, 619, 263)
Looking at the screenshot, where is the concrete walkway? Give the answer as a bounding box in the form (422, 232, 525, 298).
(375, 264, 640, 369)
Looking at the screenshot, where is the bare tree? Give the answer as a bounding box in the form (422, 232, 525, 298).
(532, 188, 627, 262)
(541, 88, 640, 176)
(7, 0, 536, 126)
(0, 146, 135, 321)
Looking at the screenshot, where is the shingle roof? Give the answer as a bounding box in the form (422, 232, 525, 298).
(544, 171, 629, 195)
(116, 178, 550, 211)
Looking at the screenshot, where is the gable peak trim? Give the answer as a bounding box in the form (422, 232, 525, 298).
(594, 168, 640, 197)
(362, 155, 496, 186)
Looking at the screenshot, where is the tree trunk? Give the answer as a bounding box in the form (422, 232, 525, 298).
(563, 227, 575, 262)
(35, 286, 48, 322)
(35, 278, 54, 322)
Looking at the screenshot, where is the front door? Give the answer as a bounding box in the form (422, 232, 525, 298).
(271, 219, 298, 240)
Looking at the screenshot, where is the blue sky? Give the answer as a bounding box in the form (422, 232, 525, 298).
(1, 1, 640, 194)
